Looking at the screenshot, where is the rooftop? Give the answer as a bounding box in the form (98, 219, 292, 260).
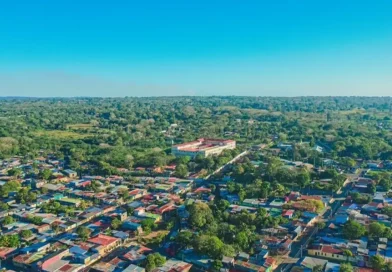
(88, 234, 119, 246)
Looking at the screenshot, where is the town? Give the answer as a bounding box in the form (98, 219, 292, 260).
(1, 129, 392, 272)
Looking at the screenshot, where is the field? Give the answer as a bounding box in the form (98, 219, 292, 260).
(65, 123, 96, 129)
(33, 130, 92, 139)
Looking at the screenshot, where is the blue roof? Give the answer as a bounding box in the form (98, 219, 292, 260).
(320, 236, 348, 244)
(302, 212, 318, 218)
(19, 242, 49, 253)
(70, 246, 88, 255)
(385, 249, 392, 258)
(335, 215, 349, 224)
(123, 221, 141, 230)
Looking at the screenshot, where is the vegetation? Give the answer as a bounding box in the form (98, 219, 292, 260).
(2, 97, 392, 264)
(111, 218, 122, 230)
(20, 229, 33, 239)
(342, 220, 366, 240)
(339, 263, 353, 272)
(141, 219, 157, 234)
(2, 216, 15, 226)
(76, 226, 92, 241)
(41, 201, 75, 216)
(145, 253, 166, 272)
(0, 234, 20, 247)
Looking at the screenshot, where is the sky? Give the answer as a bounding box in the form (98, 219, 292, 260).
(0, 0, 392, 97)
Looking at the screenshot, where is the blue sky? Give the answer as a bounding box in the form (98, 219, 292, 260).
(1, 0, 392, 97)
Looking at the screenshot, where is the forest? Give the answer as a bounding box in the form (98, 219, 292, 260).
(1, 96, 391, 175)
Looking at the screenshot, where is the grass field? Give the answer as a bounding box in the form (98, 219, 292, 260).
(337, 108, 366, 115)
(33, 130, 92, 139)
(66, 123, 96, 129)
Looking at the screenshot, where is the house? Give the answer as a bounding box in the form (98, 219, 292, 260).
(301, 212, 318, 225)
(282, 210, 294, 219)
(63, 169, 78, 178)
(152, 258, 192, 272)
(0, 247, 18, 260)
(334, 215, 349, 225)
(279, 238, 293, 253)
(123, 264, 146, 272)
(294, 257, 328, 271)
(58, 197, 81, 207)
(308, 245, 355, 262)
(91, 257, 129, 272)
(112, 230, 129, 241)
(222, 256, 235, 268)
(122, 221, 143, 233)
(88, 234, 121, 255)
(237, 252, 250, 262)
(121, 245, 152, 264)
(234, 260, 271, 272)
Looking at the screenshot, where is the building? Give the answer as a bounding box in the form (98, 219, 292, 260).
(63, 169, 78, 178)
(171, 138, 236, 158)
(88, 234, 121, 255)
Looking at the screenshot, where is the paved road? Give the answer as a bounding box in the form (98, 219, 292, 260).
(205, 150, 249, 179)
(277, 180, 352, 271)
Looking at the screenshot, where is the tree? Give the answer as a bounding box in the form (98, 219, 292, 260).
(343, 249, 353, 262)
(315, 221, 326, 230)
(384, 262, 392, 272)
(383, 206, 392, 217)
(313, 265, 324, 272)
(39, 169, 52, 180)
(296, 168, 311, 188)
(175, 231, 194, 249)
(260, 182, 271, 199)
(76, 226, 91, 241)
(193, 235, 235, 259)
(235, 231, 250, 251)
(80, 200, 89, 210)
(16, 187, 37, 204)
(111, 218, 122, 230)
(145, 253, 166, 272)
(174, 164, 188, 178)
(20, 229, 33, 239)
(187, 202, 214, 229)
(0, 234, 20, 247)
(41, 186, 48, 194)
(141, 219, 156, 233)
(367, 183, 376, 194)
(7, 168, 22, 178)
(342, 220, 366, 240)
(370, 255, 385, 271)
(126, 206, 135, 216)
(0, 203, 9, 211)
(212, 260, 223, 272)
(368, 222, 386, 238)
(27, 215, 43, 225)
(117, 188, 129, 201)
(379, 178, 391, 191)
(52, 224, 61, 234)
(339, 263, 353, 272)
(2, 216, 14, 226)
(238, 189, 246, 202)
(265, 157, 283, 180)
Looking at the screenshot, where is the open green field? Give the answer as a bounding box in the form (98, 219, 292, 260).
(33, 130, 92, 139)
(65, 123, 96, 129)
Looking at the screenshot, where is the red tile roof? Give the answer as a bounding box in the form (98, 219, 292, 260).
(88, 234, 119, 246)
(59, 264, 74, 272)
(321, 245, 342, 254)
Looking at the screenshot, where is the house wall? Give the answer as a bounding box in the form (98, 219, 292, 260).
(308, 249, 355, 262)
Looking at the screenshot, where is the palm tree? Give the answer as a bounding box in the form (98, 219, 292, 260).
(343, 249, 353, 262)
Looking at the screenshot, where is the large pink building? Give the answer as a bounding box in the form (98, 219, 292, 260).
(171, 138, 236, 158)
